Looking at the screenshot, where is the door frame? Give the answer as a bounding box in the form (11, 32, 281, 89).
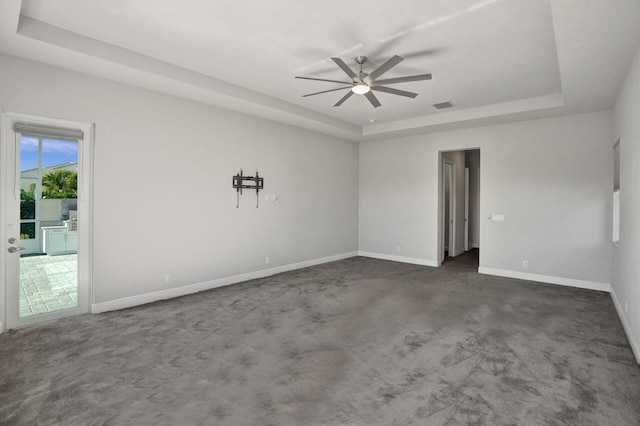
(0, 111, 94, 332)
(464, 167, 470, 252)
(440, 156, 456, 263)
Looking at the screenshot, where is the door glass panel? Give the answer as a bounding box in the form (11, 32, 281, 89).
(19, 135, 79, 318)
(20, 223, 36, 239)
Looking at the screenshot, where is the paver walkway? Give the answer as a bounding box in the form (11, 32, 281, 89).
(19, 254, 77, 317)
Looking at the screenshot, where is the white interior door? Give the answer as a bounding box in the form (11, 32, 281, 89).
(464, 167, 469, 252)
(1, 113, 93, 331)
(448, 163, 456, 257)
(441, 157, 456, 261)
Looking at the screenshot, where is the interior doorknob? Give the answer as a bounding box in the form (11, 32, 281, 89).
(8, 237, 17, 244)
(8, 246, 24, 253)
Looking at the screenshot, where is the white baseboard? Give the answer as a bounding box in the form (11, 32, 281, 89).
(357, 251, 438, 267)
(470, 242, 479, 249)
(610, 288, 640, 364)
(478, 267, 611, 293)
(92, 251, 358, 314)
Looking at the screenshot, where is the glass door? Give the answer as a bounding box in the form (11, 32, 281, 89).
(3, 114, 91, 330)
(19, 136, 79, 317)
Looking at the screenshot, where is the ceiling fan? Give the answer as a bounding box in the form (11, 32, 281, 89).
(295, 55, 432, 108)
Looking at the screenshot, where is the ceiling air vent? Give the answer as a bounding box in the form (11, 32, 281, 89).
(433, 101, 455, 110)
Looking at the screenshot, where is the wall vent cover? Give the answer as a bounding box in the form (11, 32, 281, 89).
(433, 101, 455, 110)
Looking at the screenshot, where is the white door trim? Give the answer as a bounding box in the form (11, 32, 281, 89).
(448, 162, 456, 258)
(1, 112, 94, 332)
(440, 156, 456, 263)
(464, 167, 469, 252)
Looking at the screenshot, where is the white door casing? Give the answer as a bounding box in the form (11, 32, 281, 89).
(448, 162, 456, 258)
(464, 167, 469, 252)
(1, 112, 94, 332)
(440, 156, 456, 262)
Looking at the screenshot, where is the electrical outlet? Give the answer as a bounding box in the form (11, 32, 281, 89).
(396, 246, 401, 253)
(165, 274, 172, 284)
(522, 260, 528, 268)
(265, 256, 270, 265)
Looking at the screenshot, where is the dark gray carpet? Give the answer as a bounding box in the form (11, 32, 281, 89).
(1, 253, 639, 425)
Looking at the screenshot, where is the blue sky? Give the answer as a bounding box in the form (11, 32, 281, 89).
(20, 136, 79, 171)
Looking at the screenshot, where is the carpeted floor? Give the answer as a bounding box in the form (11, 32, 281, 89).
(1, 253, 639, 425)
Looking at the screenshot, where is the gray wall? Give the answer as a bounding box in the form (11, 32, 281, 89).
(359, 110, 613, 284)
(0, 54, 359, 304)
(0, 50, 627, 349)
(613, 42, 640, 361)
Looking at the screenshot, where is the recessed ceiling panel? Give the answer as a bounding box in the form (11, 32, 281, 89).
(20, 0, 561, 128)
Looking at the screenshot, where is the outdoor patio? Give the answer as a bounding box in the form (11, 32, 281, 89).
(19, 254, 77, 317)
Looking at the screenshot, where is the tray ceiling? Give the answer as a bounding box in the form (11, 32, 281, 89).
(0, 0, 639, 141)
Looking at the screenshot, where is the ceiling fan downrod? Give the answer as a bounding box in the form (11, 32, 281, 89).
(355, 56, 368, 81)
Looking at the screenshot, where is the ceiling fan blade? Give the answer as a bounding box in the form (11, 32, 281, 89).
(371, 86, 418, 98)
(334, 91, 354, 107)
(364, 91, 382, 108)
(364, 55, 404, 84)
(303, 87, 352, 97)
(331, 57, 362, 83)
(295, 76, 353, 85)
(373, 74, 432, 86)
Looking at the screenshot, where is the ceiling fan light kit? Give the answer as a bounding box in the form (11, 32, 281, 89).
(351, 84, 370, 95)
(296, 55, 432, 108)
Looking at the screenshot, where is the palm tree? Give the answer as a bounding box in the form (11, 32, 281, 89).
(42, 170, 77, 199)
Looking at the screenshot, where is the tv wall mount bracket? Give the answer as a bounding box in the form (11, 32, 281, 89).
(233, 170, 264, 208)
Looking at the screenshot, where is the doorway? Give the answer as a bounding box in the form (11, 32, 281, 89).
(439, 149, 480, 268)
(1, 113, 93, 331)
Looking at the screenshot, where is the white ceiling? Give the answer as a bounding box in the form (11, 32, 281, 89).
(0, 0, 639, 141)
